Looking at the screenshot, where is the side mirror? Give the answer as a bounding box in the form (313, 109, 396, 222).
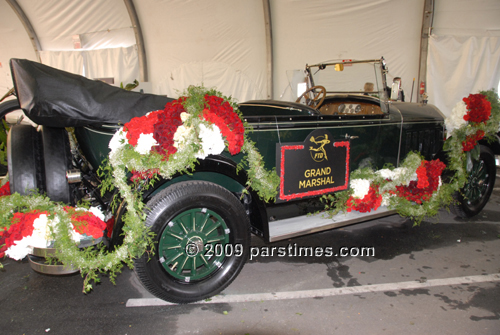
(390, 77, 404, 102)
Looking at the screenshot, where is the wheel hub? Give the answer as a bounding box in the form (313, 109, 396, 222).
(185, 236, 204, 257)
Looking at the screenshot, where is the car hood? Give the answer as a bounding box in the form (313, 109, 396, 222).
(389, 102, 445, 123)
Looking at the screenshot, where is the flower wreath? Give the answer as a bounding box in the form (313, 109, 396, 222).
(322, 89, 499, 223)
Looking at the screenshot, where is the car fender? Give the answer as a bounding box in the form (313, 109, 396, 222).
(111, 155, 269, 247)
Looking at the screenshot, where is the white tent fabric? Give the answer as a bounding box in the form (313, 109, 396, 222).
(0, 0, 499, 109)
(426, 0, 500, 117)
(138, 0, 268, 101)
(270, 0, 425, 102)
(0, 2, 37, 93)
(40, 46, 140, 87)
(428, 35, 500, 116)
(40, 51, 85, 76)
(85, 46, 139, 85)
(18, 0, 135, 51)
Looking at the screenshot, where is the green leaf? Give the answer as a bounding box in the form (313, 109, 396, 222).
(442, 138, 451, 151)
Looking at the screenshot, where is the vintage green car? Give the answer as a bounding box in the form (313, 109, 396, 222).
(1, 58, 497, 303)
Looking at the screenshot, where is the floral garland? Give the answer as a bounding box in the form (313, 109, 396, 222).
(0, 204, 108, 260)
(322, 89, 499, 223)
(0, 86, 280, 288)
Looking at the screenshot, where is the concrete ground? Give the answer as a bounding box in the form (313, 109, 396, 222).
(1, 186, 500, 334)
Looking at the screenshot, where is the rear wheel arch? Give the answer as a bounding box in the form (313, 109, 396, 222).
(111, 155, 269, 248)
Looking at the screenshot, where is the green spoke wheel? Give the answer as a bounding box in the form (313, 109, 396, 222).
(463, 160, 488, 206)
(134, 181, 250, 304)
(451, 145, 496, 218)
(159, 208, 230, 281)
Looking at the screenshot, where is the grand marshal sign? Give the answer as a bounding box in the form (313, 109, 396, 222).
(276, 129, 350, 202)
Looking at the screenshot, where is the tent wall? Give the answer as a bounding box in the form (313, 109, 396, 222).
(426, 0, 500, 116)
(0, 0, 499, 112)
(0, 1, 37, 93)
(270, 0, 424, 101)
(136, 0, 268, 101)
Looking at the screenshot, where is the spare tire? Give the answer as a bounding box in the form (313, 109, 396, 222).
(41, 126, 73, 203)
(7, 124, 44, 195)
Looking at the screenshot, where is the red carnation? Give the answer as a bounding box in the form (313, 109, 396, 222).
(463, 94, 491, 124)
(71, 211, 107, 239)
(461, 129, 485, 152)
(346, 185, 382, 213)
(0, 182, 10, 197)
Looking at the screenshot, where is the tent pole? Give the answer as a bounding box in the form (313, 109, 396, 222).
(6, 0, 42, 63)
(124, 0, 148, 83)
(263, 0, 273, 99)
(417, 0, 434, 103)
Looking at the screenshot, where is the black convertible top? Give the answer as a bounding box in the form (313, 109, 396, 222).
(10, 58, 172, 127)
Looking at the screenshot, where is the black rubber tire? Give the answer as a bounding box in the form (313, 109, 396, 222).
(7, 124, 45, 195)
(41, 126, 73, 203)
(450, 145, 496, 218)
(134, 181, 250, 304)
(0, 99, 21, 121)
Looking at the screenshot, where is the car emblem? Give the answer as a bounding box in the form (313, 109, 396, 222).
(309, 134, 330, 162)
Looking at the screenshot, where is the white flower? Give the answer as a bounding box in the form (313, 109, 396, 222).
(180, 112, 190, 122)
(350, 179, 371, 199)
(381, 193, 393, 207)
(31, 214, 53, 248)
(376, 167, 417, 186)
(377, 168, 395, 180)
(5, 236, 34, 260)
(70, 229, 84, 243)
(445, 100, 467, 137)
(89, 206, 106, 221)
(173, 125, 192, 150)
(135, 133, 158, 154)
(196, 123, 225, 159)
(109, 128, 128, 153)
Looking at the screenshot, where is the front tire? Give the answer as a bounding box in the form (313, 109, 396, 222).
(451, 145, 496, 218)
(134, 181, 250, 303)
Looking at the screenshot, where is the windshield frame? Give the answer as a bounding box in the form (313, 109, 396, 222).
(305, 58, 389, 101)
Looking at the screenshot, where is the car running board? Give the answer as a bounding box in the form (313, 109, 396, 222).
(268, 206, 397, 242)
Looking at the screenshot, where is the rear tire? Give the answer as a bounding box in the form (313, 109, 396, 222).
(7, 124, 44, 195)
(41, 126, 73, 203)
(0, 99, 21, 121)
(450, 145, 496, 218)
(134, 181, 250, 304)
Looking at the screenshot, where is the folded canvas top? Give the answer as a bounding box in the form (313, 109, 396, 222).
(10, 58, 172, 127)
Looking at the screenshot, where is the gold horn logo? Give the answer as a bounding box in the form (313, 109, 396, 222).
(309, 134, 330, 162)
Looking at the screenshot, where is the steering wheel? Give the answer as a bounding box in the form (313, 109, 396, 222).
(295, 85, 326, 109)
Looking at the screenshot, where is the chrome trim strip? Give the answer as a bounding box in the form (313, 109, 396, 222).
(268, 207, 397, 242)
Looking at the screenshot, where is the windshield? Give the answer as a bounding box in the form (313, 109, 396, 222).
(307, 60, 387, 100)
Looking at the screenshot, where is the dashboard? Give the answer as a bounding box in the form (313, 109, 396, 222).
(319, 101, 383, 116)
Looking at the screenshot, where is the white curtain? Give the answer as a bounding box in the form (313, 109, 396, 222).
(85, 46, 139, 86)
(427, 35, 500, 117)
(39, 50, 85, 75)
(39, 46, 140, 87)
